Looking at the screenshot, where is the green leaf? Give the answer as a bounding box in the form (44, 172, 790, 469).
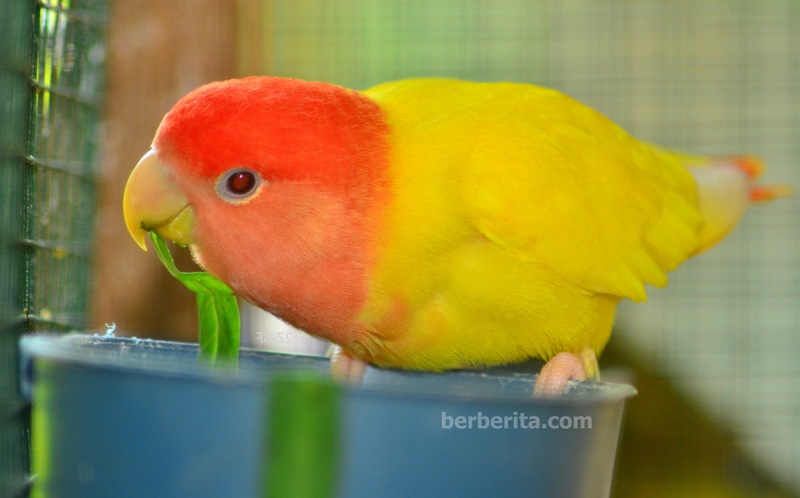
(149, 231, 240, 365)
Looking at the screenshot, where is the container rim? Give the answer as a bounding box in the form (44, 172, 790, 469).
(20, 333, 637, 407)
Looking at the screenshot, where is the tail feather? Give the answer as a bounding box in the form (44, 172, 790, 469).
(750, 184, 794, 202)
(689, 155, 791, 254)
(727, 155, 764, 179)
(724, 155, 793, 202)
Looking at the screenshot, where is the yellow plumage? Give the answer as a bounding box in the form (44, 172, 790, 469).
(355, 78, 751, 371)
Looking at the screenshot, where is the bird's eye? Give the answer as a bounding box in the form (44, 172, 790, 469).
(217, 168, 262, 202)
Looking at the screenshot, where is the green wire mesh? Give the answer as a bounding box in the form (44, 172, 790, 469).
(27, 1, 106, 331)
(0, 3, 36, 496)
(0, 1, 108, 495)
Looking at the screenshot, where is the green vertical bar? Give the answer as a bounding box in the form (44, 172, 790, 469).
(264, 374, 341, 498)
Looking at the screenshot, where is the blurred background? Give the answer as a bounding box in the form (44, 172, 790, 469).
(2, 0, 797, 497)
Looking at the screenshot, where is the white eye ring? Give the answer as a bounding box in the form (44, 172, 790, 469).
(216, 168, 263, 202)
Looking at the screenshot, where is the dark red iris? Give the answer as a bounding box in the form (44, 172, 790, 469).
(227, 170, 257, 196)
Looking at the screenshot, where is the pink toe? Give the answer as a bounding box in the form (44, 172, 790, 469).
(330, 346, 366, 384)
(533, 352, 587, 396)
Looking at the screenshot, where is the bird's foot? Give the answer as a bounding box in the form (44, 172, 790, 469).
(329, 345, 367, 384)
(533, 348, 599, 397)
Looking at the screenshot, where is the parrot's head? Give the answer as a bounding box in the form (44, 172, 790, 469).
(123, 76, 391, 338)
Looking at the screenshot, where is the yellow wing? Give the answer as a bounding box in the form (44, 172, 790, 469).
(366, 78, 703, 303)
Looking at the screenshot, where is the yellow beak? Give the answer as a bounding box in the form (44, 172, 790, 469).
(123, 149, 196, 251)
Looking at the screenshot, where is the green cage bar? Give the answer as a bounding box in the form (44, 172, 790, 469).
(0, 1, 109, 495)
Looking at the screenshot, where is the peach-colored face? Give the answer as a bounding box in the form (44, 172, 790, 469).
(124, 76, 392, 344)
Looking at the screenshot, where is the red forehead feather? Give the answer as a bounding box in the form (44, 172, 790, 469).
(153, 76, 389, 187)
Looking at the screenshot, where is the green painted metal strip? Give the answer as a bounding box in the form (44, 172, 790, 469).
(264, 374, 341, 498)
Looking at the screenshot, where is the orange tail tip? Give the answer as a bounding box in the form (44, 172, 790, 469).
(727, 155, 765, 179)
(720, 155, 792, 202)
(750, 184, 794, 202)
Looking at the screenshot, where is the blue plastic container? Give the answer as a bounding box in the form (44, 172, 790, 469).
(20, 334, 635, 498)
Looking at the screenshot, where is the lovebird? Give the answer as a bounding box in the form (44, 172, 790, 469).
(123, 77, 788, 394)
